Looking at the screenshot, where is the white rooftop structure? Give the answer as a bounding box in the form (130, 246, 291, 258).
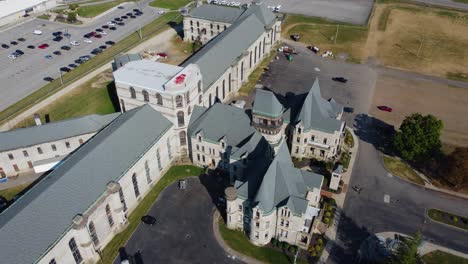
(0, 0, 56, 19)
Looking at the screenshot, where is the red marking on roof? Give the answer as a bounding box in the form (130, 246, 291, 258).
(175, 74, 186, 84)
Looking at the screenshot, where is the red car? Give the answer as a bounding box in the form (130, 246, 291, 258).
(378, 106, 393, 112)
(157, 52, 168, 58)
(94, 34, 102, 38)
(38, 43, 49, 49)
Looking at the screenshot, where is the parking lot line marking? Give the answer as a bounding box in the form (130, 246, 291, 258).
(384, 194, 390, 203)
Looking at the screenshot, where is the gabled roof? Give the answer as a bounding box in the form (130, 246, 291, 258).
(183, 4, 277, 91)
(0, 105, 172, 264)
(252, 142, 323, 215)
(253, 89, 284, 118)
(188, 103, 256, 146)
(112, 53, 142, 71)
(187, 5, 244, 23)
(238, 4, 277, 27)
(296, 78, 343, 133)
(0, 113, 119, 152)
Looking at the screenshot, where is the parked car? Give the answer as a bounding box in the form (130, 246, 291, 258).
(17, 38, 26, 42)
(38, 43, 49, 49)
(109, 27, 117, 31)
(126, 12, 133, 16)
(291, 34, 300, 41)
(52, 31, 62, 36)
(332, 77, 348, 83)
(68, 63, 77, 68)
(117, 5, 124, 9)
(8, 54, 17, 60)
(102, 25, 109, 29)
(64, 33, 71, 38)
(70, 40, 80, 46)
(61, 45, 71, 50)
(352, 186, 362, 193)
(79, 55, 91, 61)
(84, 39, 93, 44)
(343, 107, 354, 113)
(10, 41, 18, 45)
(27, 45, 35, 49)
(53, 50, 62, 55)
(307, 45, 320, 53)
(43, 76, 54, 82)
(117, 22, 125, 26)
(91, 48, 103, 54)
(121, 15, 128, 19)
(99, 45, 107, 49)
(60, 67, 71, 72)
(105, 40, 115, 45)
(44, 54, 53, 59)
(141, 215, 156, 225)
(107, 21, 115, 26)
(94, 34, 102, 38)
(53, 36, 63, 42)
(1, 44, 9, 49)
(157, 52, 168, 58)
(377, 106, 393, 112)
(33, 29, 43, 35)
(15, 49, 24, 56)
(100, 31, 107, 35)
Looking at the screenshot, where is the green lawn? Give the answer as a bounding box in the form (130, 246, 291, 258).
(427, 208, 468, 231)
(383, 156, 425, 185)
(218, 218, 307, 264)
(101, 165, 205, 263)
(37, 14, 50, 20)
(423, 250, 468, 264)
(77, 2, 121, 18)
(447, 72, 468, 82)
(0, 183, 31, 201)
(150, 0, 192, 10)
(14, 72, 118, 129)
(238, 49, 278, 96)
(0, 12, 181, 126)
(452, 0, 468, 3)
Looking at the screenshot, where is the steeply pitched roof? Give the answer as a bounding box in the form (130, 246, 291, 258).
(296, 78, 343, 133)
(183, 4, 277, 91)
(188, 5, 244, 23)
(0, 105, 172, 264)
(251, 142, 323, 215)
(253, 89, 284, 118)
(0, 113, 119, 152)
(188, 103, 256, 146)
(238, 4, 277, 27)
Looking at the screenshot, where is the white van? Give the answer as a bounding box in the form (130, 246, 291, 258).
(33, 30, 43, 35)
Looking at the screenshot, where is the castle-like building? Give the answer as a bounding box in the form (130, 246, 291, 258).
(0, 4, 345, 263)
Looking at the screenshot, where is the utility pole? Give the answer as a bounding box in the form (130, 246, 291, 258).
(293, 247, 300, 264)
(59, 69, 63, 85)
(334, 24, 339, 44)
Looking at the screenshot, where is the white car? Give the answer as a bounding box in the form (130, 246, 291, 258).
(107, 22, 116, 26)
(8, 54, 17, 60)
(33, 30, 43, 35)
(100, 31, 107, 35)
(84, 39, 93, 44)
(158, 10, 165, 14)
(70, 40, 80, 46)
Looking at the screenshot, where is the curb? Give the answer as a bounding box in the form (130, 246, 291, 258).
(425, 208, 468, 233)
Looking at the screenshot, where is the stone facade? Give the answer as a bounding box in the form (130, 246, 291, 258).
(290, 125, 344, 160)
(183, 16, 231, 43)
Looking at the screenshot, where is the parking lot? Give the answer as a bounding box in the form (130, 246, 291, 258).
(116, 176, 242, 264)
(0, 1, 164, 112)
(238, 43, 377, 127)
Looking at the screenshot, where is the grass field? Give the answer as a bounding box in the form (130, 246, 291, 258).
(382, 156, 425, 185)
(423, 250, 468, 264)
(427, 208, 468, 231)
(77, 1, 121, 17)
(218, 217, 307, 264)
(150, 0, 192, 10)
(101, 165, 205, 263)
(0, 12, 181, 127)
(0, 183, 31, 201)
(14, 71, 118, 129)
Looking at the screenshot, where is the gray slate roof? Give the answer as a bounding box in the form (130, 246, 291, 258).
(0, 113, 119, 152)
(112, 53, 143, 71)
(253, 89, 284, 118)
(0, 105, 172, 264)
(296, 78, 343, 133)
(244, 142, 323, 215)
(183, 4, 277, 91)
(188, 5, 244, 23)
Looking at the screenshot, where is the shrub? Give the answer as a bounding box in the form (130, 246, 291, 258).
(317, 238, 323, 245)
(315, 244, 321, 251)
(271, 238, 277, 246)
(68, 3, 79, 10)
(289, 245, 297, 254)
(325, 211, 331, 217)
(67, 11, 77, 22)
(311, 251, 317, 257)
(324, 217, 330, 224)
(452, 216, 459, 223)
(280, 241, 288, 249)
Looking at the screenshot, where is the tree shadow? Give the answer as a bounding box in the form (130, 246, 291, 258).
(198, 170, 231, 221)
(106, 81, 121, 112)
(353, 113, 395, 155)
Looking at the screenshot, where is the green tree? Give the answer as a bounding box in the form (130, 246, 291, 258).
(393, 113, 443, 162)
(387, 232, 423, 264)
(67, 11, 77, 23)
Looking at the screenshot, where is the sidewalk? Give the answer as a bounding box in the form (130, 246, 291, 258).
(318, 127, 360, 264)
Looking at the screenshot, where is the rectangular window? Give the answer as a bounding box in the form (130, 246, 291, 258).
(280, 219, 284, 226)
(256, 222, 260, 227)
(303, 138, 307, 143)
(145, 161, 152, 184)
(202, 146, 205, 152)
(65, 141, 71, 148)
(197, 154, 200, 161)
(8, 153, 14, 160)
(255, 232, 259, 239)
(238, 205, 242, 211)
(51, 144, 57, 151)
(23, 150, 29, 157)
(311, 135, 315, 142)
(119, 188, 127, 211)
(196, 145, 199, 151)
(265, 232, 269, 239)
(37, 147, 43, 154)
(285, 221, 289, 227)
(13, 164, 19, 172)
(202, 155, 206, 162)
(296, 137, 300, 143)
(238, 215, 242, 222)
(284, 231, 288, 238)
(323, 138, 328, 144)
(156, 149, 162, 171)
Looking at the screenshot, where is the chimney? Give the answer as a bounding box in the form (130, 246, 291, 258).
(33, 114, 42, 126)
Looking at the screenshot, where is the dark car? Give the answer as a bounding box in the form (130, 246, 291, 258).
(352, 186, 362, 193)
(1, 44, 9, 49)
(94, 34, 102, 38)
(133, 8, 141, 12)
(61, 45, 71, 50)
(343, 107, 354, 113)
(290, 34, 300, 41)
(68, 63, 77, 68)
(99, 45, 107, 49)
(96, 28, 103, 32)
(377, 106, 393, 112)
(52, 31, 62, 36)
(15, 49, 24, 55)
(141, 215, 156, 225)
(91, 48, 103, 54)
(27, 45, 35, 49)
(129, 15, 136, 19)
(10, 41, 18, 45)
(60, 67, 71, 72)
(105, 40, 115, 45)
(115, 17, 122, 21)
(53, 36, 63, 42)
(43, 76, 54, 82)
(126, 12, 133, 16)
(332, 77, 348, 83)
(117, 22, 125, 26)
(118, 5, 124, 9)
(121, 15, 128, 19)
(109, 27, 117, 31)
(75, 59, 83, 64)
(53, 50, 62, 55)
(134, 11, 143, 16)
(17, 38, 26, 42)
(102, 25, 109, 29)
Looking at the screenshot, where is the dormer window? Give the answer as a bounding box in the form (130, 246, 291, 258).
(297, 127, 302, 134)
(198, 135, 202, 142)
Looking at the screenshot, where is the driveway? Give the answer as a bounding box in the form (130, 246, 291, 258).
(116, 176, 243, 264)
(0, 0, 165, 112)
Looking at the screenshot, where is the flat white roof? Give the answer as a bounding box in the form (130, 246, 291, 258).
(0, 0, 54, 18)
(113, 60, 183, 92)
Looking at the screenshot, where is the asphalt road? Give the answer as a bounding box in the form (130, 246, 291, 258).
(116, 176, 243, 264)
(0, 0, 164, 112)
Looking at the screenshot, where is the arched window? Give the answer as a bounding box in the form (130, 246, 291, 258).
(249, 51, 252, 68)
(130, 87, 136, 99)
(209, 94, 212, 107)
(179, 131, 187, 146)
(224, 25, 227, 30)
(120, 99, 126, 112)
(156, 93, 163, 105)
(241, 62, 244, 81)
(105, 204, 114, 227)
(176, 95, 183, 108)
(210, 23, 213, 29)
(216, 86, 219, 99)
(89, 221, 99, 246)
(228, 73, 232, 92)
(217, 24, 220, 30)
(254, 46, 257, 64)
(199, 94, 203, 104)
(143, 90, 149, 102)
(132, 173, 140, 198)
(156, 149, 162, 171)
(190, 20, 193, 26)
(188, 106, 192, 115)
(167, 138, 172, 159)
(49, 259, 57, 264)
(119, 188, 127, 211)
(263, 37, 266, 54)
(222, 80, 225, 99)
(69, 238, 83, 264)
(145, 160, 152, 183)
(177, 111, 185, 127)
(186, 91, 190, 103)
(197, 21, 199, 27)
(198, 80, 202, 93)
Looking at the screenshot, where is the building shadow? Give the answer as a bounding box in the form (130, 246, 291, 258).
(106, 81, 121, 112)
(353, 113, 395, 155)
(167, 21, 183, 39)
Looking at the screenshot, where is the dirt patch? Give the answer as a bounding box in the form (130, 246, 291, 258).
(370, 75, 468, 147)
(91, 71, 113, 88)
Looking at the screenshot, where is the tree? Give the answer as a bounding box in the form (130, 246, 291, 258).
(440, 147, 468, 188)
(67, 11, 77, 23)
(387, 232, 423, 264)
(393, 113, 443, 162)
